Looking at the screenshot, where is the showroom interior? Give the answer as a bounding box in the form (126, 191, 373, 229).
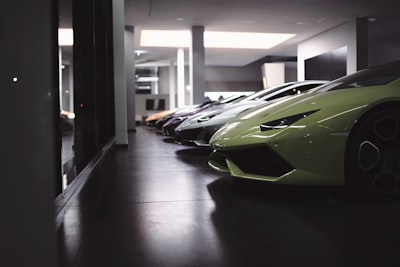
(2, 0, 400, 267)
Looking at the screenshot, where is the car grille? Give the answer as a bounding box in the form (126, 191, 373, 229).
(214, 145, 294, 177)
(176, 127, 204, 141)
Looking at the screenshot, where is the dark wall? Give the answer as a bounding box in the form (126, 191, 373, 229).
(368, 19, 400, 67)
(305, 46, 347, 80)
(0, 0, 60, 266)
(73, 0, 115, 173)
(157, 64, 264, 95)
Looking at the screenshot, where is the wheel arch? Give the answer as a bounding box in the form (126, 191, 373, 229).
(343, 100, 400, 187)
(348, 101, 400, 139)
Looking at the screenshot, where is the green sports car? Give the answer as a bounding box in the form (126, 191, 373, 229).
(208, 60, 400, 196)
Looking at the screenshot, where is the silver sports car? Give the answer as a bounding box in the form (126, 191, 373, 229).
(174, 80, 327, 146)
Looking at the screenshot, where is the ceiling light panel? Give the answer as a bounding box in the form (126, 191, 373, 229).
(205, 32, 295, 49)
(140, 30, 190, 47)
(140, 30, 295, 49)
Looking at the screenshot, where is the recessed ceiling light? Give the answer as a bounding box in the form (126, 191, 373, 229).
(140, 30, 295, 49)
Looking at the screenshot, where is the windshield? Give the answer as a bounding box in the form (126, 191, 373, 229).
(216, 94, 247, 104)
(314, 60, 400, 93)
(242, 82, 296, 101)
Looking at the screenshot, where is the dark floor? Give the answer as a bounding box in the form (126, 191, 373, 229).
(58, 126, 400, 267)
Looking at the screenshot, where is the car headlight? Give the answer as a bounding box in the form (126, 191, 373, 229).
(67, 113, 75, 119)
(260, 110, 319, 132)
(197, 114, 218, 123)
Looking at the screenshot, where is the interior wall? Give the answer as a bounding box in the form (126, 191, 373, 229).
(205, 65, 262, 82)
(145, 59, 295, 114)
(136, 94, 171, 118)
(369, 40, 400, 67)
(368, 19, 400, 67)
(298, 17, 400, 79)
(297, 20, 358, 80)
(305, 46, 347, 80)
(158, 64, 263, 94)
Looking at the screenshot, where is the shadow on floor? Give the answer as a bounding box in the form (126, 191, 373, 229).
(206, 176, 400, 267)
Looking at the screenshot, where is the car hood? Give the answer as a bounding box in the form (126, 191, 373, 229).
(176, 100, 265, 131)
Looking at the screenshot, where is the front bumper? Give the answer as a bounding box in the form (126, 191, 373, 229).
(176, 124, 224, 146)
(208, 144, 294, 180)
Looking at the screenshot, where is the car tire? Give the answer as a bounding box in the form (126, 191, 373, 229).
(345, 107, 400, 198)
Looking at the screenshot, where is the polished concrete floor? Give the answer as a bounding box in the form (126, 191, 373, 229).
(58, 126, 400, 267)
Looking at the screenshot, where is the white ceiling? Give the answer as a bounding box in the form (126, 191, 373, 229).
(60, 0, 400, 67)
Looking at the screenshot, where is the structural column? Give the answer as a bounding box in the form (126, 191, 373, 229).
(113, 0, 128, 145)
(191, 26, 206, 104)
(125, 25, 136, 131)
(356, 17, 368, 70)
(169, 60, 176, 109)
(261, 63, 285, 88)
(177, 48, 185, 108)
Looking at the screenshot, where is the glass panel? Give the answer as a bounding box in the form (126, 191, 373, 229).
(59, 0, 76, 191)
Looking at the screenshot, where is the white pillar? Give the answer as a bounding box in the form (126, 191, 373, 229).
(188, 40, 193, 106)
(152, 69, 159, 95)
(58, 48, 63, 111)
(191, 26, 205, 104)
(169, 60, 176, 109)
(113, 0, 128, 145)
(261, 63, 285, 88)
(177, 48, 185, 108)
